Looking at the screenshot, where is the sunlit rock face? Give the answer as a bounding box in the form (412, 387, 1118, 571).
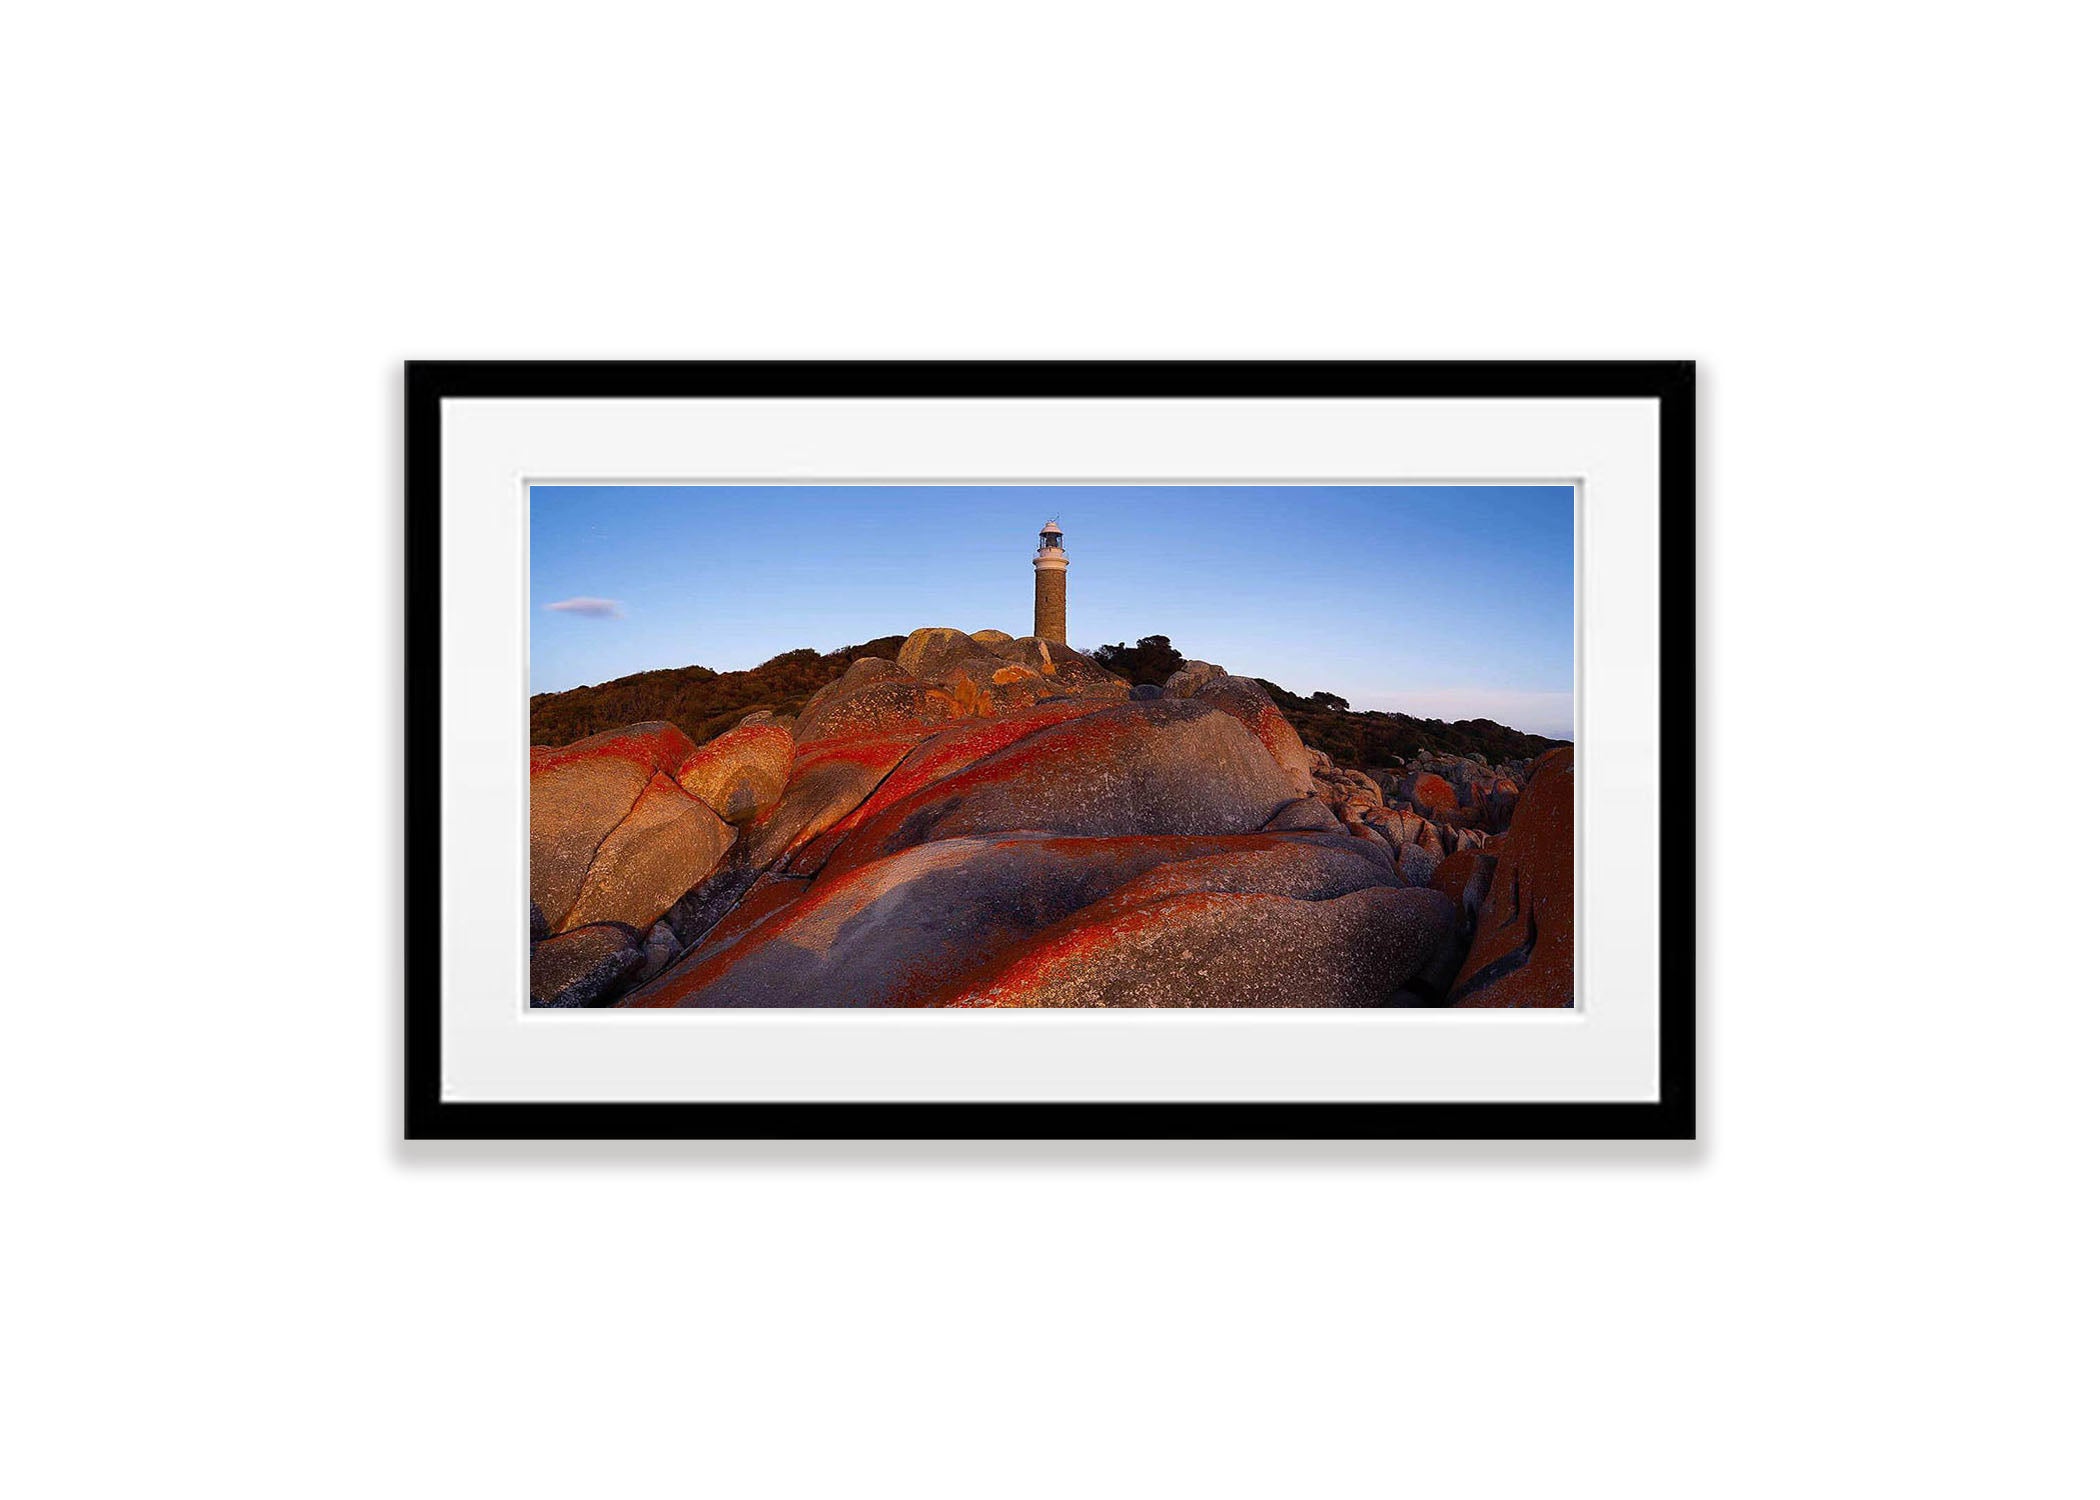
(526, 636, 1569, 1008)
(560, 773, 734, 934)
(528, 722, 699, 932)
(675, 720, 792, 824)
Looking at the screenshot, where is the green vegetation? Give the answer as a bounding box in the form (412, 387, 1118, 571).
(1089, 635, 1185, 686)
(531, 630, 1567, 769)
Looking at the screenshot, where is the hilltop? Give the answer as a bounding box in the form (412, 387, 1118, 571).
(531, 632, 1565, 771)
(530, 635, 907, 748)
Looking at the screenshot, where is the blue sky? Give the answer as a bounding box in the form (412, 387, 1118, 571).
(530, 485, 1575, 738)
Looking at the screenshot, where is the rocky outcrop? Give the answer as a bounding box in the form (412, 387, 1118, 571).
(1192, 675, 1315, 796)
(1383, 751, 1537, 835)
(529, 722, 697, 931)
(560, 772, 735, 933)
(746, 726, 935, 867)
(984, 635, 1130, 698)
(528, 629, 1569, 1009)
(1161, 660, 1227, 699)
(781, 700, 1109, 876)
(624, 830, 1409, 1009)
(896, 626, 990, 680)
(675, 720, 792, 824)
(818, 698, 1302, 871)
(1397, 771, 1457, 821)
(1450, 747, 1573, 1007)
(792, 657, 955, 742)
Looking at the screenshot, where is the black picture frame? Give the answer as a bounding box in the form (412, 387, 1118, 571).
(406, 361, 1694, 1140)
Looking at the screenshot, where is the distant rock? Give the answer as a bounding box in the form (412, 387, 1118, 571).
(1355, 804, 1416, 857)
(531, 923, 642, 1008)
(1129, 683, 1164, 701)
(1328, 767, 1385, 807)
(1482, 776, 1523, 833)
(1399, 771, 1458, 820)
(1161, 661, 1227, 698)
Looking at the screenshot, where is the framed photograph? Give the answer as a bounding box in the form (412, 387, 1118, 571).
(406, 361, 1693, 1139)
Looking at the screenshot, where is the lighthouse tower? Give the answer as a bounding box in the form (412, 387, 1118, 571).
(1032, 520, 1068, 644)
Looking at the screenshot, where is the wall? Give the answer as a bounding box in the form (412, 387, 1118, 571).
(8, 5, 2091, 1498)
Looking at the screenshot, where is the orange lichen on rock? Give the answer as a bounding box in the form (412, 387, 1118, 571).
(935, 677, 997, 719)
(785, 700, 1111, 877)
(532, 721, 694, 779)
(743, 726, 939, 868)
(623, 829, 1416, 1009)
(823, 699, 1300, 872)
(1450, 747, 1572, 1007)
(530, 637, 1567, 1010)
(1403, 772, 1458, 819)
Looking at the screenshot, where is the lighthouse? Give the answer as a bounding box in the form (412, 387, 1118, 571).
(1032, 519, 1068, 644)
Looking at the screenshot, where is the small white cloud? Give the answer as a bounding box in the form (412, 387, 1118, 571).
(544, 597, 624, 619)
